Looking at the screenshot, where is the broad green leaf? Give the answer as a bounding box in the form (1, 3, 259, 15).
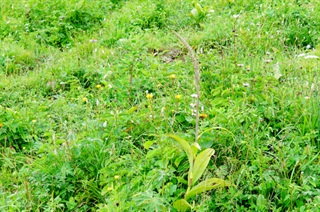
(186, 178, 232, 200)
(56, 139, 65, 145)
(143, 140, 154, 149)
(192, 148, 214, 185)
(257, 194, 267, 210)
(37, 143, 50, 153)
(146, 148, 161, 159)
(195, 2, 204, 14)
(127, 105, 138, 113)
(189, 8, 199, 20)
(167, 134, 194, 171)
(191, 142, 200, 157)
(173, 199, 192, 212)
(191, 142, 201, 150)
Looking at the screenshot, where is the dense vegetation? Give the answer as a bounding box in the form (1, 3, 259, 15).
(0, 0, 319, 211)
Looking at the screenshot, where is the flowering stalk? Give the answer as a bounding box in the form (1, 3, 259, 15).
(171, 30, 200, 143)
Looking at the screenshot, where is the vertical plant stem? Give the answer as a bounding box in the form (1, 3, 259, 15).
(171, 30, 200, 143)
(24, 176, 31, 209)
(128, 58, 136, 104)
(232, 19, 238, 66)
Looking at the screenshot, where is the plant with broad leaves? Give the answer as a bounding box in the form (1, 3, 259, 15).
(167, 134, 232, 211)
(188, 1, 213, 28)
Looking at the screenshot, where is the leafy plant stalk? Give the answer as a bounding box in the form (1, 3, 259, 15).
(171, 30, 200, 143)
(167, 134, 231, 211)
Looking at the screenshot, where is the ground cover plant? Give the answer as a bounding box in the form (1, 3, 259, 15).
(0, 0, 319, 211)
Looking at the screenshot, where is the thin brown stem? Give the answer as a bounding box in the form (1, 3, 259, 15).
(171, 30, 200, 143)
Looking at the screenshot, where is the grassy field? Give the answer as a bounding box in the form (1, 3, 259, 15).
(0, 0, 319, 211)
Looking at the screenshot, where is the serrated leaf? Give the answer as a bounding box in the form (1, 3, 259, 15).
(167, 134, 194, 171)
(186, 178, 232, 200)
(192, 148, 214, 185)
(173, 199, 192, 212)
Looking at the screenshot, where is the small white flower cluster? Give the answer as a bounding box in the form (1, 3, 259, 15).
(190, 94, 204, 117)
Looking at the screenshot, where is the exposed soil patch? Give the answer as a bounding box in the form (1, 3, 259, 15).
(149, 48, 187, 63)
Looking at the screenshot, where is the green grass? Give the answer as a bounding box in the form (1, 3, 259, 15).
(1, 0, 319, 211)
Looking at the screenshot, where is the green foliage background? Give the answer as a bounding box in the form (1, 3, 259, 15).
(0, 0, 319, 211)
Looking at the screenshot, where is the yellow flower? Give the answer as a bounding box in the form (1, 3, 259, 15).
(96, 84, 102, 89)
(82, 97, 88, 102)
(114, 175, 120, 180)
(0, 123, 3, 128)
(175, 94, 182, 100)
(31, 120, 37, 123)
(169, 74, 176, 79)
(146, 93, 153, 99)
(199, 113, 208, 119)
